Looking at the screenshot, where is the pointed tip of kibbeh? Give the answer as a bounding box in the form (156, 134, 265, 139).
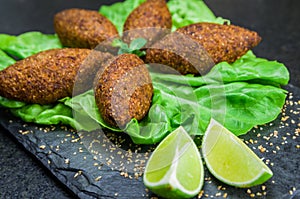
(0, 48, 111, 104)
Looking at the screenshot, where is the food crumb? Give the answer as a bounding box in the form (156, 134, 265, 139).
(198, 190, 204, 198)
(74, 170, 82, 178)
(256, 192, 262, 196)
(95, 176, 102, 181)
(258, 145, 266, 153)
(65, 159, 70, 164)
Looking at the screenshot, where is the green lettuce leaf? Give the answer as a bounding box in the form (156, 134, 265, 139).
(0, 96, 25, 108)
(0, 35, 16, 50)
(167, 0, 229, 30)
(150, 51, 290, 87)
(0, 31, 62, 59)
(0, 50, 16, 70)
(126, 80, 287, 144)
(10, 103, 73, 125)
(63, 90, 122, 132)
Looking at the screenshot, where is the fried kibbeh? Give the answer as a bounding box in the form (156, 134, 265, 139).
(94, 53, 153, 128)
(0, 48, 111, 104)
(123, 0, 172, 46)
(54, 8, 118, 49)
(177, 22, 262, 63)
(74, 50, 113, 95)
(145, 22, 261, 75)
(145, 32, 215, 75)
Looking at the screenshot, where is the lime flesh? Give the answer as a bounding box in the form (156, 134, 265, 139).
(143, 126, 204, 199)
(202, 119, 273, 188)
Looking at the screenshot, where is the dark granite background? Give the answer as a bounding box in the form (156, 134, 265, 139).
(0, 0, 299, 198)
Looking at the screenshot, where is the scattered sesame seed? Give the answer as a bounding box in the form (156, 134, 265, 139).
(74, 170, 82, 178)
(95, 176, 102, 181)
(64, 159, 70, 164)
(198, 190, 204, 198)
(256, 192, 262, 196)
(258, 145, 266, 153)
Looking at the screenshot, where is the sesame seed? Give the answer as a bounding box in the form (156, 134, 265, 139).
(74, 170, 82, 178)
(95, 176, 102, 181)
(65, 159, 70, 164)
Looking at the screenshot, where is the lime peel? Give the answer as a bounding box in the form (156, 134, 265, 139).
(202, 118, 273, 188)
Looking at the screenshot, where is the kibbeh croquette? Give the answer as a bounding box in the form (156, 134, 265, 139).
(145, 32, 215, 75)
(176, 22, 262, 63)
(0, 48, 111, 104)
(145, 22, 261, 75)
(94, 53, 153, 128)
(54, 8, 118, 49)
(123, 0, 172, 46)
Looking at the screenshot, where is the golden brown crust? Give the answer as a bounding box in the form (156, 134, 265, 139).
(176, 22, 262, 63)
(0, 48, 111, 104)
(54, 8, 118, 49)
(145, 32, 214, 75)
(123, 0, 172, 45)
(94, 54, 153, 128)
(145, 22, 262, 75)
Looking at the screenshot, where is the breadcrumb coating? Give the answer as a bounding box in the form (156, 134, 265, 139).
(94, 53, 153, 128)
(54, 8, 118, 49)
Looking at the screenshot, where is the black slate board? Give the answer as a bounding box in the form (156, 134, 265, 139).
(1, 0, 300, 198)
(0, 84, 299, 199)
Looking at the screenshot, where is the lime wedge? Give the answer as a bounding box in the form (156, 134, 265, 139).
(202, 119, 273, 188)
(143, 126, 204, 199)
